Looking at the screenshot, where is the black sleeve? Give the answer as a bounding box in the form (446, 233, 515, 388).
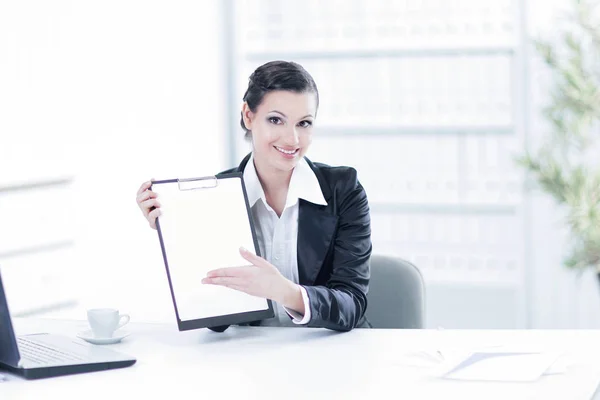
(304, 171, 372, 331)
(208, 325, 229, 332)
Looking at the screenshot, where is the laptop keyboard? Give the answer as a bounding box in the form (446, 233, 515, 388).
(18, 337, 86, 366)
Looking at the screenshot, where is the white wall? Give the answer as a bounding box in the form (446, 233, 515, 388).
(1, 1, 228, 323)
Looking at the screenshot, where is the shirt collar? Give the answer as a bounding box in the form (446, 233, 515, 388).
(243, 153, 328, 209)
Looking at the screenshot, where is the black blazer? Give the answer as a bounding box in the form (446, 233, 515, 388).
(214, 153, 372, 332)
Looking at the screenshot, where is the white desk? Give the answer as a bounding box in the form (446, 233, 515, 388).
(3, 318, 600, 400)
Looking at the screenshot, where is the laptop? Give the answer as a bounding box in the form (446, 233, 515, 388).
(0, 269, 136, 380)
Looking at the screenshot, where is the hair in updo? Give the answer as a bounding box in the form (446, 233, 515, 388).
(240, 60, 319, 139)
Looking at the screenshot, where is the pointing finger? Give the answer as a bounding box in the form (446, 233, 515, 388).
(206, 266, 254, 278)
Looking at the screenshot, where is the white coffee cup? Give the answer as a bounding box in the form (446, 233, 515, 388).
(87, 308, 130, 338)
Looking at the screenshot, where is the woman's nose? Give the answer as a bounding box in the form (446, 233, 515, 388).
(285, 127, 300, 145)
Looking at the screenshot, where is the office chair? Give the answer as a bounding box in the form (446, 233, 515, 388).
(365, 254, 425, 329)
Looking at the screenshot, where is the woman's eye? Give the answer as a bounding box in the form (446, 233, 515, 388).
(268, 117, 282, 125)
(298, 120, 313, 128)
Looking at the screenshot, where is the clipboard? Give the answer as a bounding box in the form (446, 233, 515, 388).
(151, 172, 274, 331)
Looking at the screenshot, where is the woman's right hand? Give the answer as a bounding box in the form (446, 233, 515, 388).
(136, 180, 161, 230)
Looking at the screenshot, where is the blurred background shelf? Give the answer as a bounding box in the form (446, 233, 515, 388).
(0, 174, 78, 317)
(230, 0, 529, 328)
(369, 203, 518, 215)
(0, 176, 74, 193)
(245, 47, 516, 61)
(0, 240, 75, 260)
(312, 126, 516, 136)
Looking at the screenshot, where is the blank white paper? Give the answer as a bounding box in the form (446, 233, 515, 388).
(437, 351, 562, 382)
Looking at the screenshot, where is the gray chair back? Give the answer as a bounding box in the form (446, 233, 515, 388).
(365, 254, 425, 329)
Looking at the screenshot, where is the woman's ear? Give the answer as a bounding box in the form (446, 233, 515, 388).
(242, 102, 254, 131)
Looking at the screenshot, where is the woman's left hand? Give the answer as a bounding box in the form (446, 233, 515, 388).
(202, 247, 296, 304)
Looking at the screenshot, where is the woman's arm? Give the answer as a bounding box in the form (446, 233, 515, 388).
(303, 172, 372, 331)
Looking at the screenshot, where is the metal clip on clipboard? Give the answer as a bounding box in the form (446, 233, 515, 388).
(177, 176, 218, 191)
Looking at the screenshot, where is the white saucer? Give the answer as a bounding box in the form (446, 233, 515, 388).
(76, 330, 131, 345)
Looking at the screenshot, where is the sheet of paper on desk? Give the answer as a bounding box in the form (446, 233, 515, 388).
(436, 351, 562, 382)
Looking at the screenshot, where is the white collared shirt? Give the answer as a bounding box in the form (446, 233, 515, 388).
(243, 154, 327, 326)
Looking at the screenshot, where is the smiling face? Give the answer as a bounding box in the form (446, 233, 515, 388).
(242, 90, 317, 174)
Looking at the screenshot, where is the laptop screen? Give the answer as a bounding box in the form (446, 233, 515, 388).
(0, 269, 22, 367)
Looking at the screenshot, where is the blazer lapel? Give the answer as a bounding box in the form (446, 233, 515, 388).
(297, 200, 338, 286)
(236, 153, 252, 172)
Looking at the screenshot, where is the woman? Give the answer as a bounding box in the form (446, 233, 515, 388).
(136, 61, 372, 331)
